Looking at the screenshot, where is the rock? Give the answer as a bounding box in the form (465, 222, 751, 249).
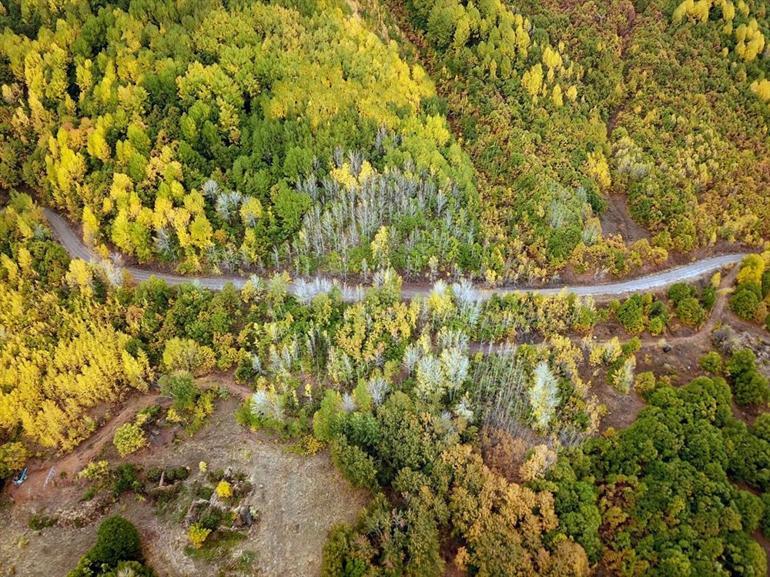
(239, 505, 253, 527)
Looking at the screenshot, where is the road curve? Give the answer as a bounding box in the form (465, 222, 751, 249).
(43, 208, 747, 300)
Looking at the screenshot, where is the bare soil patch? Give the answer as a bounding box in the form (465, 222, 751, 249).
(1, 396, 367, 577)
(600, 193, 649, 244)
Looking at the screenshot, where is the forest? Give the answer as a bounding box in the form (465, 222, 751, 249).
(2, 195, 769, 576)
(1, 0, 768, 282)
(1, 0, 770, 576)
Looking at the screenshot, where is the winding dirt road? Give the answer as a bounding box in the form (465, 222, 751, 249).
(43, 208, 747, 300)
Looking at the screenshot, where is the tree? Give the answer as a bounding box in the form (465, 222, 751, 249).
(676, 297, 706, 327)
(731, 285, 761, 321)
(0, 442, 28, 479)
(68, 516, 151, 577)
(162, 338, 216, 376)
(113, 422, 148, 457)
(616, 295, 646, 334)
(529, 361, 559, 431)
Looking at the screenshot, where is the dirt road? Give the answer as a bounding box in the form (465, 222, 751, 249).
(43, 208, 747, 300)
(8, 375, 253, 503)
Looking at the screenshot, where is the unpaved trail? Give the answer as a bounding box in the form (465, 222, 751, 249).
(8, 377, 253, 503)
(9, 392, 162, 503)
(44, 208, 748, 300)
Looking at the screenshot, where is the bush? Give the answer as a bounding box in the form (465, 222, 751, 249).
(634, 371, 657, 398)
(159, 371, 199, 412)
(28, 513, 58, 530)
(668, 283, 693, 304)
(762, 493, 770, 538)
(753, 415, 770, 442)
(727, 349, 770, 408)
(215, 479, 233, 499)
(0, 441, 28, 479)
(188, 523, 211, 549)
(322, 523, 373, 577)
(676, 297, 706, 327)
(616, 295, 645, 334)
(735, 490, 764, 532)
(146, 467, 163, 483)
(701, 285, 716, 310)
(68, 515, 149, 577)
(331, 439, 379, 490)
(731, 286, 761, 321)
(198, 506, 226, 531)
(699, 352, 723, 375)
(112, 463, 141, 495)
(648, 316, 666, 336)
(90, 516, 142, 566)
(733, 371, 770, 408)
(113, 422, 148, 457)
(167, 466, 190, 483)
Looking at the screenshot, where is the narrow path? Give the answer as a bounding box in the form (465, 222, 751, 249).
(43, 208, 748, 300)
(8, 375, 252, 503)
(9, 392, 162, 502)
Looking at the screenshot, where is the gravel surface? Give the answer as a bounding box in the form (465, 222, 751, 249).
(44, 208, 747, 299)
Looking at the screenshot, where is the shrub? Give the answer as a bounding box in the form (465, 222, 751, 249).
(699, 352, 723, 375)
(215, 480, 233, 499)
(79, 460, 110, 482)
(762, 493, 770, 538)
(188, 523, 211, 549)
(112, 463, 141, 495)
(701, 285, 717, 310)
(113, 422, 148, 457)
(68, 516, 147, 577)
(648, 300, 670, 325)
(676, 297, 706, 327)
(198, 507, 225, 531)
(753, 414, 770, 442)
(634, 371, 657, 398)
(731, 286, 761, 321)
(167, 466, 190, 482)
(735, 490, 764, 532)
(331, 439, 379, 490)
(668, 283, 693, 304)
(28, 513, 58, 530)
(616, 295, 646, 334)
(159, 370, 198, 411)
(727, 349, 770, 408)
(648, 316, 665, 336)
(146, 467, 163, 483)
(0, 441, 28, 479)
(733, 371, 770, 408)
(90, 516, 142, 566)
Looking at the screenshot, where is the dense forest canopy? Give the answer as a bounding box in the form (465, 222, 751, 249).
(0, 0, 481, 276)
(1, 0, 769, 282)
